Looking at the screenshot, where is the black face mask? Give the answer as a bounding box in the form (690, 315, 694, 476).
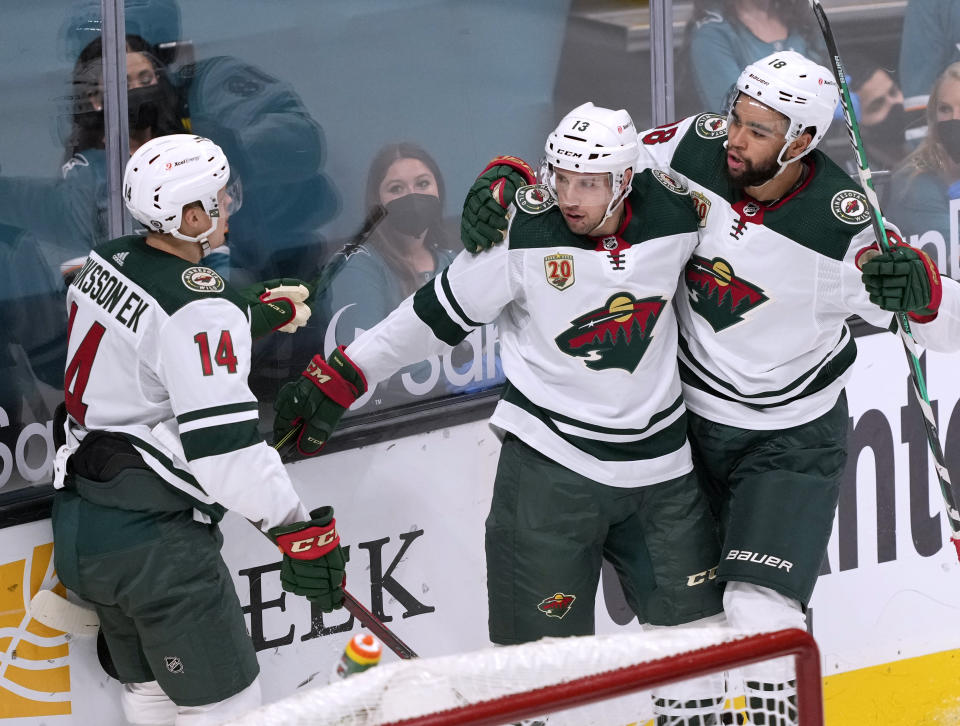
(127, 84, 165, 130)
(384, 193, 442, 236)
(938, 119, 960, 164)
(863, 103, 907, 151)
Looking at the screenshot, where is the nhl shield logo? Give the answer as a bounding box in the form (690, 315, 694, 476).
(830, 190, 871, 224)
(164, 656, 184, 674)
(544, 253, 575, 291)
(538, 592, 576, 619)
(695, 113, 728, 138)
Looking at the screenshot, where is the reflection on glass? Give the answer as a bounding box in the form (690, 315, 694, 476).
(311, 142, 501, 413)
(678, 0, 825, 116)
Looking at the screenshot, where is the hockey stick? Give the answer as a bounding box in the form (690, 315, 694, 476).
(808, 0, 960, 561)
(308, 203, 387, 298)
(273, 203, 387, 455)
(27, 589, 100, 635)
(342, 590, 418, 659)
(268, 437, 419, 658)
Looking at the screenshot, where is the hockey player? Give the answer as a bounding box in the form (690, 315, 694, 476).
(274, 103, 726, 721)
(457, 51, 960, 725)
(51, 134, 348, 726)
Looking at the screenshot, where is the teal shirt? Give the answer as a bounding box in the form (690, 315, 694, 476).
(898, 0, 960, 100)
(887, 165, 951, 242)
(324, 243, 457, 342)
(686, 12, 822, 112)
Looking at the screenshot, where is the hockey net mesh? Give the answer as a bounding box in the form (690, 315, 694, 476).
(226, 627, 821, 726)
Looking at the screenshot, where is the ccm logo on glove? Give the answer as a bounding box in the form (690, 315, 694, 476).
(273, 521, 339, 560)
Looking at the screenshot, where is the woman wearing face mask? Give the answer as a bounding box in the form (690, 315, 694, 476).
(888, 62, 960, 244)
(0, 35, 184, 281)
(314, 142, 457, 407)
(324, 143, 454, 339)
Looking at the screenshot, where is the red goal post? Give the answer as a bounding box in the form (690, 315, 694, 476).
(227, 627, 823, 726)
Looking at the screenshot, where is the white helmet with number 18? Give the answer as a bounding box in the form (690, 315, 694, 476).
(541, 102, 638, 228)
(734, 50, 839, 166)
(123, 134, 230, 244)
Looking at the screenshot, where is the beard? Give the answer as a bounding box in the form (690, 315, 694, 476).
(724, 153, 781, 188)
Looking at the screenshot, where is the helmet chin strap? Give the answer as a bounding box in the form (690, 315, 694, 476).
(170, 217, 218, 251)
(588, 171, 630, 234)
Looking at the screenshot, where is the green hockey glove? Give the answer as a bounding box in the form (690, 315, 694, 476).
(860, 239, 942, 322)
(267, 506, 348, 611)
(461, 155, 536, 253)
(241, 278, 313, 339)
(273, 346, 368, 456)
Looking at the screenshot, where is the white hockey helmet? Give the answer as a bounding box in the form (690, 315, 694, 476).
(542, 102, 637, 227)
(123, 133, 230, 243)
(734, 50, 839, 166)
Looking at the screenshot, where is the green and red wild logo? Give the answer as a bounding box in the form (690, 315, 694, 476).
(684, 255, 768, 332)
(554, 292, 665, 372)
(538, 592, 576, 619)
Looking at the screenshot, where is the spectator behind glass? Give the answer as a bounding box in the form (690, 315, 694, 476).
(325, 142, 455, 340)
(824, 53, 908, 200)
(315, 143, 458, 409)
(887, 62, 960, 248)
(0, 0, 339, 284)
(679, 0, 823, 115)
(0, 35, 182, 285)
(898, 0, 960, 121)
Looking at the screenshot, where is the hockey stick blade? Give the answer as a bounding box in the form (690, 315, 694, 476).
(808, 0, 960, 561)
(28, 589, 100, 636)
(342, 589, 418, 659)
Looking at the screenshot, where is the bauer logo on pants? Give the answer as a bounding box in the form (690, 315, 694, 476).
(538, 592, 576, 619)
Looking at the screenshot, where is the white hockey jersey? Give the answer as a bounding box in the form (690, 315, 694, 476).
(636, 113, 960, 429)
(347, 172, 701, 487)
(60, 235, 307, 530)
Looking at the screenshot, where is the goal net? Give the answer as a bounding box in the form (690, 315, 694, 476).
(226, 627, 822, 726)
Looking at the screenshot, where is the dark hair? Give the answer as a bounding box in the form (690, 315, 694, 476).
(363, 142, 448, 297)
(678, 0, 820, 115)
(66, 34, 183, 160)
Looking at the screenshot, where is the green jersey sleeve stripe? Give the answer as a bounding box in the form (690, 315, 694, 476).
(502, 383, 687, 461)
(122, 434, 227, 521)
(176, 401, 259, 425)
(180, 418, 263, 461)
(440, 268, 483, 328)
(413, 276, 471, 346)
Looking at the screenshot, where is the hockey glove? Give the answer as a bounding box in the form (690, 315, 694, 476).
(461, 155, 536, 253)
(273, 346, 368, 456)
(860, 241, 942, 322)
(241, 278, 313, 339)
(267, 506, 348, 611)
